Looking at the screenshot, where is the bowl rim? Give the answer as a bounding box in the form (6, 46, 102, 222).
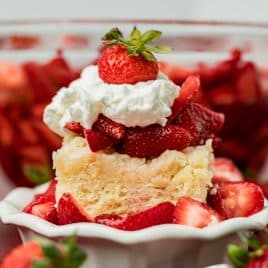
(0, 18, 267, 28)
(1, 184, 268, 244)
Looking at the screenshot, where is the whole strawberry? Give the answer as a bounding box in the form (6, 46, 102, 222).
(1, 236, 86, 268)
(228, 232, 268, 268)
(98, 27, 171, 84)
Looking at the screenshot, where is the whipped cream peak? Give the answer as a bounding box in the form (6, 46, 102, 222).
(44, 65, 180, 136)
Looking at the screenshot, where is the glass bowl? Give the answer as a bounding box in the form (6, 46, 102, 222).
(0, 20, 268, 268)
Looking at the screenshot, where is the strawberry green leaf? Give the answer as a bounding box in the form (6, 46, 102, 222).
(102, 27, 123, 41)
(42, 245, 62, 267)
(140, 30, 161, 44)
(148, 45, 172, 54)
(140, 51, 155, 62)
(32, 259, 52, 268)
(60, 236, 87, 268)
(227, 244, 249, 268)
(22, 163, 52, 185)
(130, 26, 141, 40)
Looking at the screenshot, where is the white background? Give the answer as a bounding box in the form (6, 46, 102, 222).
(0, 0, 267, 23)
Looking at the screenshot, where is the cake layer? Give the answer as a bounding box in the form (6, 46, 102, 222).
(54, 135, 214, 217)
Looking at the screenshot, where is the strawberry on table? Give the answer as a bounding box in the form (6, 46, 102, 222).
(98, 27, 171, 84)
(207, 181, 264, 218)
(173, 197, 223, 228)
(1, 236, 87, 268)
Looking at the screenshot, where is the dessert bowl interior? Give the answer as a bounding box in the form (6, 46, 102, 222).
(1, 184, 268, 268)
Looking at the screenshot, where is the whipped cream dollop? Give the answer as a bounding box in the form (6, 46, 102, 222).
(44, 65, 180, 136)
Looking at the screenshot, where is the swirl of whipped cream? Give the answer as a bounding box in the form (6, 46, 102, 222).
(44, 65, 180, 136)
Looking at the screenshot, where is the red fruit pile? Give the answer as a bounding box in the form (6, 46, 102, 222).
(160, 49, 268, 174)
(23, 157, 265, 230)
(65, 76, 224, 158)
(0, 53, 79, 186)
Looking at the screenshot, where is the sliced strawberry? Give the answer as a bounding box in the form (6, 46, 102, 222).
(18, 144, 48, 163)
(32, 120, 62, 151)
(42, 56, 78, 87)
(175, 103, 224, 144)
(64, 121, 84, 135)
(206, 84, 237, 106)
(95, 202, 174, 230)
(23, 179, 57, 223)
(31, 202, 57, 223)
(23, 179, 57, 211)
(1, 241, 43, 268)
(0, 114, 15, 147)
(31, 103, 48, 120)
(60, 34, 89, 49)
(257, 183, 268, 199)
(84, 129, 115, 152)
(9, 35, 40, 49)
(207, 181, 264, 218)
(235, 62, 261, 104)
(123, 124, 192, 158)
(212, 157, 243, 183)
(17, 120, 39, 145)
(173, 197, 223, 228)
(169, 75, 200, 122)
(159, 61, 193, 85)
(92, 114, 125, 140)
(57, 193, 91, 225)
(23, 62, 55, 103)
(0, 60, 28, 89)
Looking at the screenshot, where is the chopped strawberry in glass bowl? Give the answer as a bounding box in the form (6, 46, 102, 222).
(0, 52, 79, 187)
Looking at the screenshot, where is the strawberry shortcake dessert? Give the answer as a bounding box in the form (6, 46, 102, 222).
(23, 27, 265, 230)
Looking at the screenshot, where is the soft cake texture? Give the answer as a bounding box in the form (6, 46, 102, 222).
(54, 135, 214, 217)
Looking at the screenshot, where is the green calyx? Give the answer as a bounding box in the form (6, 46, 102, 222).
(101, 26, 171, 61)
(227, 232, 268, 268)
(32, 235, 87, 268)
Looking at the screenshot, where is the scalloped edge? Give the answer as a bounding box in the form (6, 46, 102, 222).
(1, 184, 268, 244)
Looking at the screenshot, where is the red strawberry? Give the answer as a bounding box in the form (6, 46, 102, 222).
(212, 157, 243, 183)
(32, 120, 62, 151)
(123, 124, 192, 158)
(64, 121, 84, 135)
(92, 114, 125, 140)
(31, 103, 48, 120)
(159, 61, 193, 85)
(169, 75, 200, 122)
(206, 84, 237, 106)
(1, 241, 43, 268)
(98, 45, 158, 84)
(84, 129, 115, 152)
(207, 181, 264, 218)
(95, 202, 174, 230)
(246, 250, 268, 268)
(57, 193, 91, 225)
(23, 62, 55, 103)
(17, 120, 39, 145)
(18, 144, 48, 163)
(0, 114, 15, 147)
(173, 197, 223, 228)
(235, 62, 261, 104)
(98, 27, 170, 84)
(175, 103, 224, 144)
(42, 55, 78, 87)
(0, 60, 28, 89)
(60, 34, 89, 49)
(9, 35, 40, 49)
(23, 179, 57, 223)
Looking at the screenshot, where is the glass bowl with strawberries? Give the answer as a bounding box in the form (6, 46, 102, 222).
(0, 20, 268, 268)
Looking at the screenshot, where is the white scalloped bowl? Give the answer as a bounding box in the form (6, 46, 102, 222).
(1, 184, 268, 268)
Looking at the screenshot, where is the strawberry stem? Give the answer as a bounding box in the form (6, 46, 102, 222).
(101, 26, 171, 61)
